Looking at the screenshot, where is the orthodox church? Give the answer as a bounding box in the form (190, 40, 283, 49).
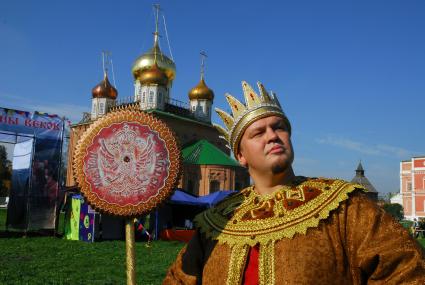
(65, 14, 249, 196)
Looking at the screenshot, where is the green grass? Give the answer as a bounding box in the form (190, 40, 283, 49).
(0, 236, 184, 284)
(400, 220, 413, 229)
(417, 238, 425, 248)
(0, 209, 184, 284)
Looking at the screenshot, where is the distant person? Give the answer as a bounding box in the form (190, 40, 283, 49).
(135, 218, 151, 242)
(43, 166, 58, 206)
(184, 219, 193, 230)
(164, 81, 425, 284)
(412, 218, 420, 238)
(32, 160, 46, 194)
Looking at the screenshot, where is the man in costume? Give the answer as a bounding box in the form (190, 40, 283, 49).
(163, 81, 425, 284)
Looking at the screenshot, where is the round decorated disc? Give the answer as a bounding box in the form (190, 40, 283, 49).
(73, 109, 181, 217)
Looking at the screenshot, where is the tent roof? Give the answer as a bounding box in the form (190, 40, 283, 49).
(169, 189, 208, 207)
(197, 190, 236, 207)
(168, 189, 236, 207)
(182, 139, 241, 167)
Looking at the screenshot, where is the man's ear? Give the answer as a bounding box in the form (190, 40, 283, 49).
(237, 151, 247, 167)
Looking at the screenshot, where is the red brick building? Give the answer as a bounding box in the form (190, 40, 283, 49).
(400, 156, 425, 219)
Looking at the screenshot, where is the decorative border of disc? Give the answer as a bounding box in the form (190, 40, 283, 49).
(73, 109, 181, 217)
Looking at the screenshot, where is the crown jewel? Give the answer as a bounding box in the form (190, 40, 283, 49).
(214, 81, 290, 155)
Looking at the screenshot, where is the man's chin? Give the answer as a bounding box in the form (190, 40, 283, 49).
(271, 164, 286, 174)
(271, 161, 292, 174)
(269, 156, 293, 175)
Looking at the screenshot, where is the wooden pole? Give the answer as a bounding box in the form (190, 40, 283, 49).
(125, 218, 136, 285)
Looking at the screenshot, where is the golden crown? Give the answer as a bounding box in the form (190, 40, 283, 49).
(214, 81, 290, 155)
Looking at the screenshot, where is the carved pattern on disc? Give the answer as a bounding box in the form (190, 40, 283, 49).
(83, 122, 169, 206)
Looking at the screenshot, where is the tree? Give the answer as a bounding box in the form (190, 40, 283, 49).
(382, 203, 404, 221)
(0, 145, 12, 197)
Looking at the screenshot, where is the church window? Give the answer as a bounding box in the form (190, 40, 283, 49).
(209, 180, 220, 193)
(407, 182, 412, 191)
(188, 180, 194, 194)
(142, 92, 146, 103)
(192, 105, 195, 111)
(149, 91, 154, 103)
(99, 103, 104, 114)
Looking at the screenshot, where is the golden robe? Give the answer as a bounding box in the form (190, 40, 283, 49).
(163, 177, 425, 285)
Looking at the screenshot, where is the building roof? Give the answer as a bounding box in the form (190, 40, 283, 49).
(182, 139, 240, 167)
(351, 176, 378, 193)
(188, 78, 214, 100)
(137, 62, 169, 86)
(131, 33, 176, 82)
(351, 162, 378, 193)
(356, 162, 364, 172)
(91, 73, 118, 99)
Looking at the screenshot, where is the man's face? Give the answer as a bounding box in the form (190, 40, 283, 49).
(237, 116, 294, 175)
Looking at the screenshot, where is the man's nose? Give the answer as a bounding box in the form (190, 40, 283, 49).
(265, 127, 279, 142)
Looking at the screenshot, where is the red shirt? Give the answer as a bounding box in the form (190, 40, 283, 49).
(243, 245, 259, 285)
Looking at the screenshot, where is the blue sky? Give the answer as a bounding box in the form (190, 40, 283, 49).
(1, 0, 424, 194)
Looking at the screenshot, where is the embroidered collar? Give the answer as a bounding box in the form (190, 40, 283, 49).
(194, 177, 365, 246)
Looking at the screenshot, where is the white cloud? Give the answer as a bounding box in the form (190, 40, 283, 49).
(375, 144, 411, 159)
(316, 135, 417, 159)
(0, 92, 88, 123)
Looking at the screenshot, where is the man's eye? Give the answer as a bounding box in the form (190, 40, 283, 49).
(275, 125, 286, 131)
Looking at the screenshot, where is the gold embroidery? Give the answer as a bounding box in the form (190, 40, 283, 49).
(259, 241, 275, 285)
(286, 187, 304, 201)
(226, 244, 249, 285)
(195, 178, 365, 247)
(248, 200, 274, 220)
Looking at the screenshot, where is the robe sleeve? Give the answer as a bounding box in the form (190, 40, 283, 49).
(163, 230, 208, 285)
(344, 192, 425, 284)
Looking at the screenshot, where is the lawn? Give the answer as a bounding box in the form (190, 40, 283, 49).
(1, 208, 425, 284)
(0, 209, 184, 285)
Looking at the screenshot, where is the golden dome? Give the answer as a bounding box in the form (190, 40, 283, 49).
(138, 62, 169, 86)
(188, 78, 214, 100)
(132, 43, 176, 82)
(92, 74, 118, 99)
